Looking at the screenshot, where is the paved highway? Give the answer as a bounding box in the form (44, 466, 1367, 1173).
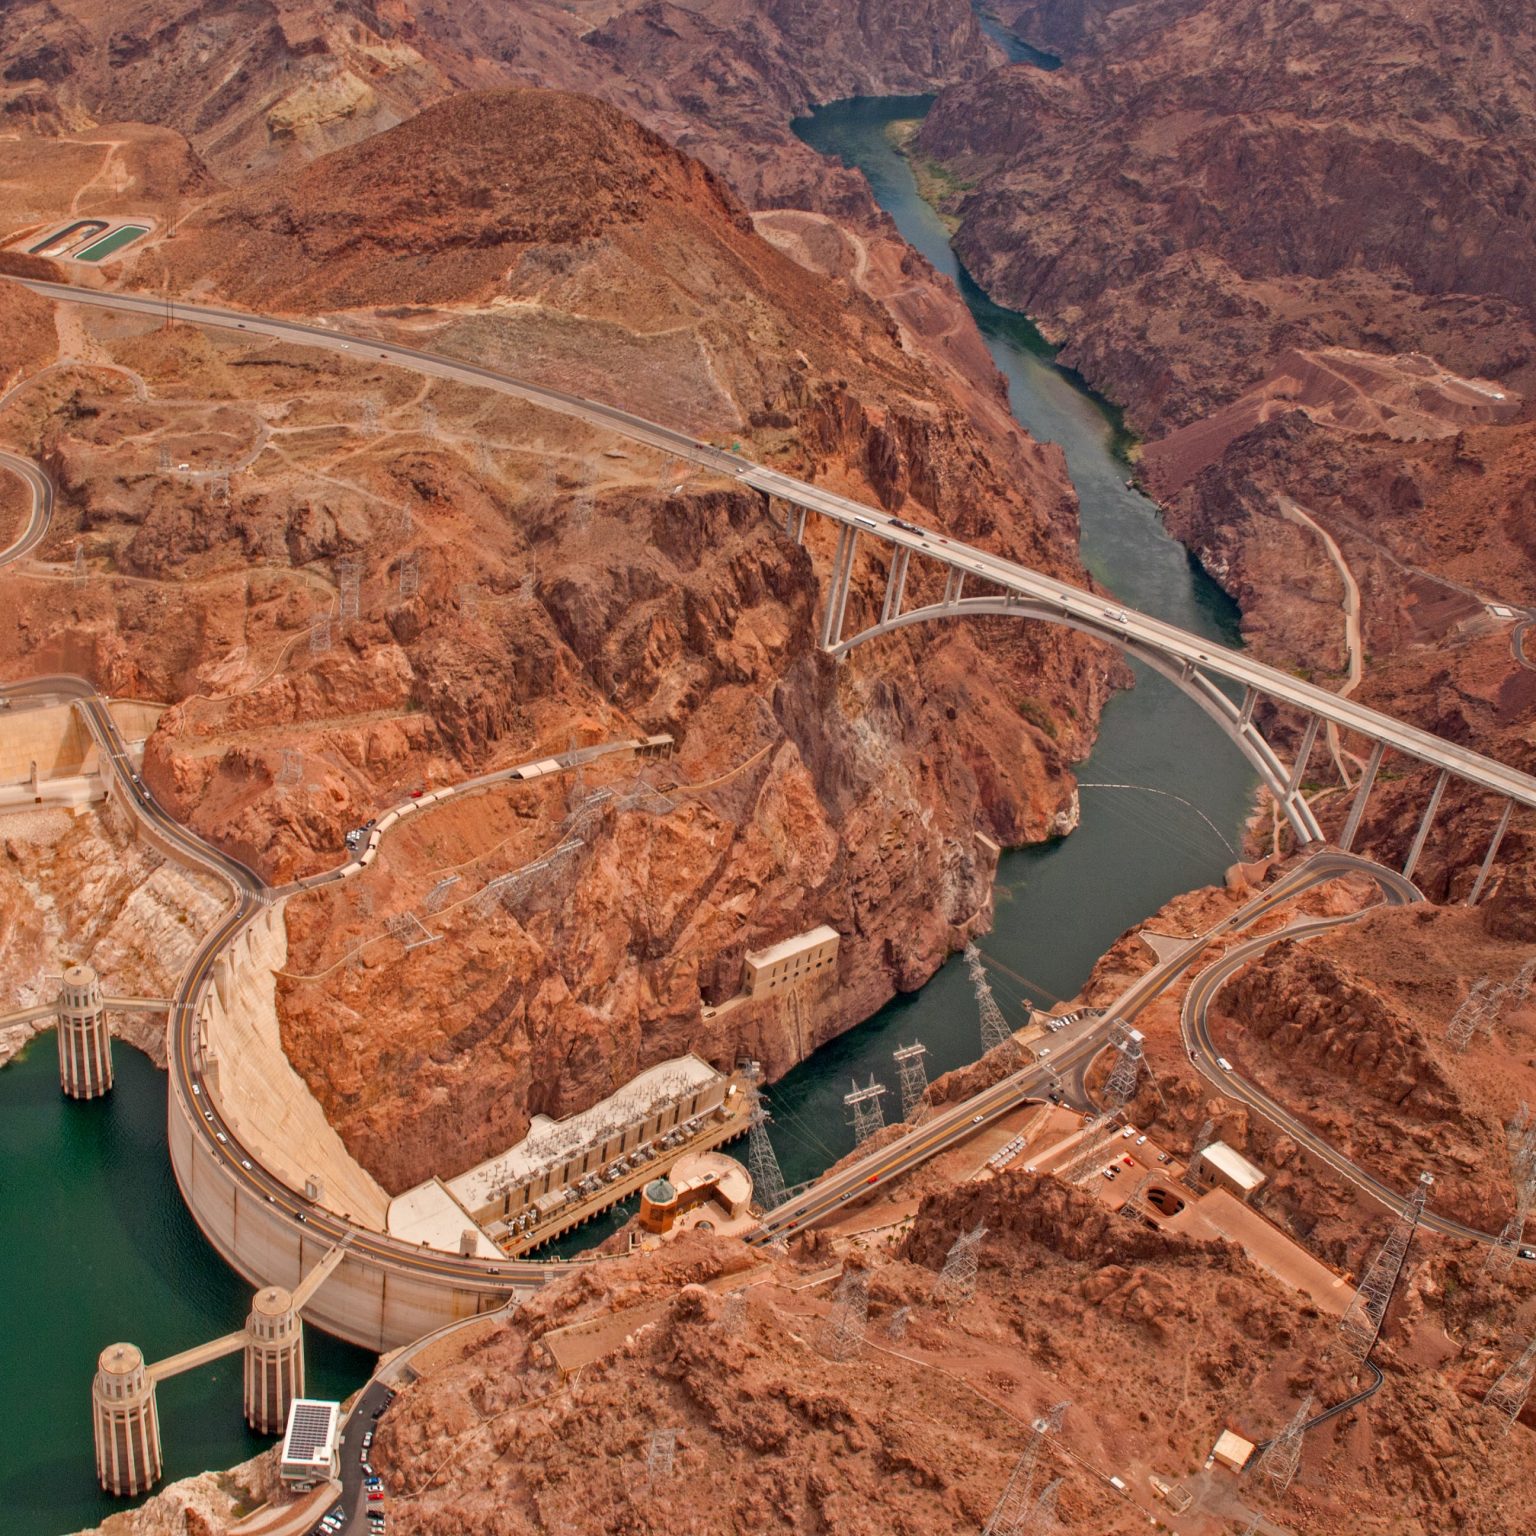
(1178, 862, 1506, 1243)
(0, 447, 53, 566)
(12, 276, 1536, 823)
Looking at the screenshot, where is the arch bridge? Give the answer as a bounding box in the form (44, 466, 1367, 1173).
(743, 464, 1534, 894)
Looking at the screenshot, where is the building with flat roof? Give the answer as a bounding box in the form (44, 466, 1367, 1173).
(742, 925, 839, 998)
(1189, 1141, 1266, 1202)
(387, 1054, 733, 1252)
(279, 1399, 340, 1490)
(1211, 1428, 1255, 1472)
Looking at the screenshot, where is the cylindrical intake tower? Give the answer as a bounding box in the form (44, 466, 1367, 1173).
(57, 962, 112, 1099)
(92, 1343, 161, 1496)
(244, 1285, 304, 1434)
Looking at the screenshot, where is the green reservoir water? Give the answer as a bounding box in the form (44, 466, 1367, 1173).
(0, 1042, 372, 1536)
(4, 91, 1254, 1536)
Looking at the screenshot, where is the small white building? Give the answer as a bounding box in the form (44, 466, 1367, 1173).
(742, 925, 839, 998)
(1190, 1141, 1266, 1203)
(279, 1399, 340, 1490)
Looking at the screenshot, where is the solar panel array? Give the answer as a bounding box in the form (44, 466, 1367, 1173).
(283, 1400, 338, 1463)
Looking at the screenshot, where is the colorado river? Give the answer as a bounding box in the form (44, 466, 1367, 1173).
(762, 97, 1255, 1188)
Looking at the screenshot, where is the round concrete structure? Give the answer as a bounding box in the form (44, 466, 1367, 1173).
(244, 1285, 303, 1435)
(92, 1342, 161, 1496)
(57, 962, 112, 1100)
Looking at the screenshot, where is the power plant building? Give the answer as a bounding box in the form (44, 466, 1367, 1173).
(742, 925, 839, 998)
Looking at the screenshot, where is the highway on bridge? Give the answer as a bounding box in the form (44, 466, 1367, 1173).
(0, 447, 53, 566)
(12, 275, 1536, 823)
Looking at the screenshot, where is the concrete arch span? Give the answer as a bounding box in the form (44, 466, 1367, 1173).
(833, 595, 1326, 845)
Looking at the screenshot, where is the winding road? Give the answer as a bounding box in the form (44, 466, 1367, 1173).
(0, 447, 52, 566)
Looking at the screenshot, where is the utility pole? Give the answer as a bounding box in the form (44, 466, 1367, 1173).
(1254, 1391, 1315, 1495)
(965, 942, 1017, 1058)
(818, 1268, 869, 1362)
(893, 1041, 931, 1122)
(981, 1402, 1068, 1536)
(844, 1077, 888, 1144)
(1339, 1172, 1431, 1359)
(932, 1224, 986, 1315)
(746, 1086, 788, 1212)
(1484, 1334, 1536, 1435)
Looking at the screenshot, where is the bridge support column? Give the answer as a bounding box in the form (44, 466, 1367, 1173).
(1402, 769, 1449, 880)
(941, 567, 965, 606)
(819, 526, 857, 650)
(1239, 686, 1259, 727)
(1339, 740, 1385, 852)
(243, 1286, 304, 1435)
(1467, 799, 1514, 905)
(881, 548, 910, 625)
(1286, 715, 1322, 797)
(57, 962, 112, 1099)
(93, 1344, 161, 1497)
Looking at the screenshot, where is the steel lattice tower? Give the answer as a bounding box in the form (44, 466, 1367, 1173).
(933, 1224, 987, 1314)
(1339, 1172, 1432, 1359)
(818, 1268, 869, 1362)
(720, 1289, 747, 1336)
(981, 1402, 1068, 1536)
(646, 1427, 677, 1481)
(1484, 1334, 1536, 1435)
(1486, 1105, 1536, 1271)
(1020, 1477, 1062, 1535)
(1444, 977, 1496, 1052)
(887, 1305, 911, 1341)
(746, 1087, 788, 1212)
(893, 1041, 931, 1122)
(844, 1077, 888, 1143)
(1101, 1025, 1144, 1109)
(1068, 1111, 1124, 1185)
(965, 942, 1016, 1057)
(1254, 1391, 1315, 1495)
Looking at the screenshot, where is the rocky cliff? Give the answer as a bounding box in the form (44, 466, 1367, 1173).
(0, 89, 1114, 1193)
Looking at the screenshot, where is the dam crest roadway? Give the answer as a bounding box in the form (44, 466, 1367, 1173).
(2, 279, 1530, 1381)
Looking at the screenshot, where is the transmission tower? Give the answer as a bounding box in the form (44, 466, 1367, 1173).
(844, 1076, 888, 1144)
(420, 399, 437, 437)
(158, 445, 171, 471)
(399, 550, 420, 598)
(887, 1305, 911, 1341)
(818, 1268, 869, 1362)
(458, 582, 480, 621)
(1444, 977, 1496, 1052)
(1484, 1334, 1536, 1435)
(1254, 1392, 1315, 1495)
(1020, 1478, 1062, 1535)
(336, 559, 361, 623)
(1101, 1024, 1145, 1111)
(309, 614, 332, 654)
(981, 1402, 1068, 1536)
(276, 749, 303, 787)
(893, 1041, 931, 1122)
(965, 942, 1016, 1057)
(1339, 1172, 1432, 1359)
(1068, 1110, 1124, 1185)
(361, 396, 379, 435)
(932, 1224, 986, 1315)
(746, 1087, 788, 1212)
(423, 875, 460, 913)
(72, 544, 86, 581)
(1486, 1102, 1536, 1276)
(720, 1289, 747, 1336)
(646, 1427, 677, 1481)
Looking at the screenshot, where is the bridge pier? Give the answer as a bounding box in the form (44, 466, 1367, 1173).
(1239, 685, 1259, 727)
(941, 567, 965, 606)
(1467, 799, 1514, 905)
(1402, 769, 1449, 880)
(92, 1344, 161, 1497)
(1286, 715, 1322, 797)
(1339, 740, 1386, 852)
(819, 525, 857, 650)
(881, 548, 909, 624)
(57, 962, 112, 1099)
